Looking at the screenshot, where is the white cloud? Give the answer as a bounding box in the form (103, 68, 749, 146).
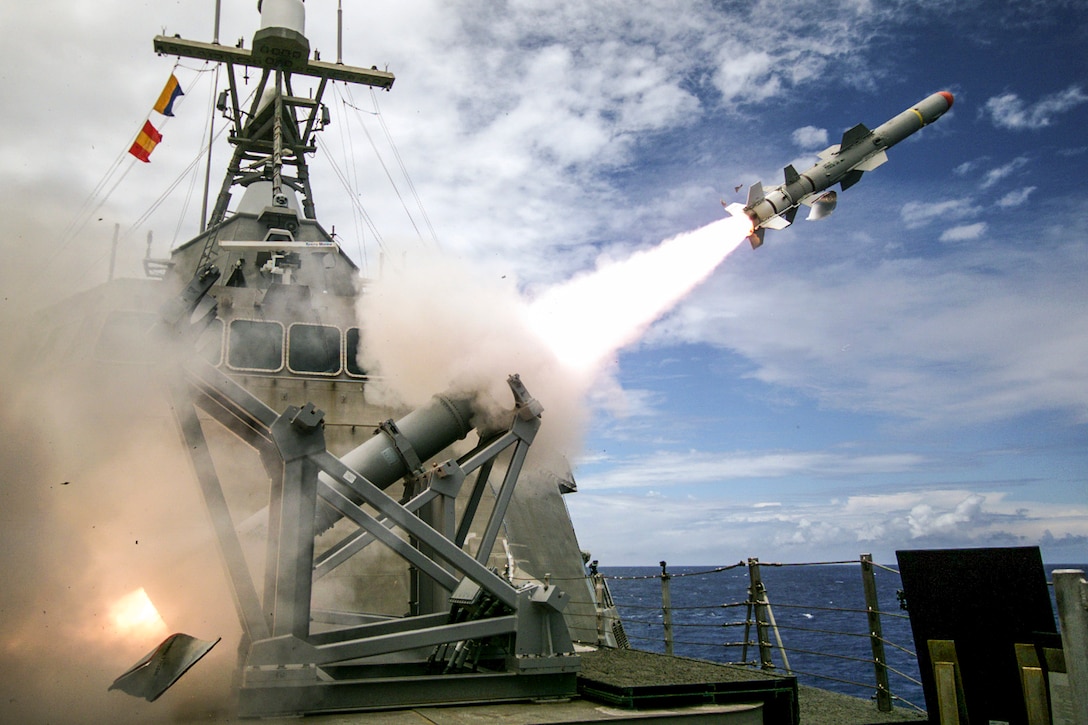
(940, 222, 987, 242)
(569, 486, 1088, 564)
(984, 85, 1088, 130)
(899, 198, 982, 228)
(650, 226, 1088, 425)
(577, 449, 926, 491)
(996, 186, 1036, 208)
(907, 494, 985, 538)
(792, 125, 829, 149)
(954, 160, 979, 176)
(980, 157, 1029, 189)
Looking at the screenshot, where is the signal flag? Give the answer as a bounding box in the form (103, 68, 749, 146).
(128, 120, 163, 163)
(153, 74, 184, 117)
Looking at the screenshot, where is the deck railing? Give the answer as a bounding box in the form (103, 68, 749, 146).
(588, 554, 926, 714)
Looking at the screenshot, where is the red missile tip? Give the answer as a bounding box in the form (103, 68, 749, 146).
(939, 91, 954, 108)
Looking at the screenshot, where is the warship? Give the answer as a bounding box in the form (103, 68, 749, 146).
(15, 3, 1086, 724)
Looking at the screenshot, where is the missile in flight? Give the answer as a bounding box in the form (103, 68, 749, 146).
(724, 91, 954, 249)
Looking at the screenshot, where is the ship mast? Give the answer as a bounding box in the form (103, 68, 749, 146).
(153, 0, 394, 231)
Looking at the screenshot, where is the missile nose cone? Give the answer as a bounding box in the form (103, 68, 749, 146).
(939, 91, 954, 108)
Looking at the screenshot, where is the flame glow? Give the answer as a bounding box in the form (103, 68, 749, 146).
(108, 588, 168, 640)
(528, 216, 751, 372)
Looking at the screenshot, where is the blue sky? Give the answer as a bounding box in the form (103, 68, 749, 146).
(2, 0, 1086, 566)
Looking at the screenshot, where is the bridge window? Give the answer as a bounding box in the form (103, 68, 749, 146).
(346, 327, 367, 378)
(287, 323, 341, 375)
(227, 319, 284, 372)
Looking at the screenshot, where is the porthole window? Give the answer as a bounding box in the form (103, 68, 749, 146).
(227, 319, 284, 372)
(287, 323, 341, 375)
(346, 327, 367, 378)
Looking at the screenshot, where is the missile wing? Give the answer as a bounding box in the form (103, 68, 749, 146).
(724, 91, 954, 249)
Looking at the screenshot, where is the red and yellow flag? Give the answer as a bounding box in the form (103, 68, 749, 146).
(128, 120, 163, 163)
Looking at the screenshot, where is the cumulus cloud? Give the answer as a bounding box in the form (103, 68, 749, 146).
(908, 494, 986, 538)
(569, 486, 1088, 564)
(577, 449, 926, 491)
(984, 85, 1088, 130)
(980, 156, 1029, 189)
(954, 159, 980, 176)
(996, 186, 1036, 208)
(940, 222, 987, 242)
(899, 198, 982, 228)
(650, 220, 1088, 426)
(792, 125, 829, 149)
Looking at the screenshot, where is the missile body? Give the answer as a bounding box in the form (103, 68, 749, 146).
(725, 91, 954, 249)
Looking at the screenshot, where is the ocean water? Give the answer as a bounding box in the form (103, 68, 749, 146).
(599, 562, 1084, 714)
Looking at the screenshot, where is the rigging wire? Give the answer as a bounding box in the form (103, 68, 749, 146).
(316, 135, 388, 256)
(369, 86, 441, 247)
(338, 84, 426, 246)
(340, 84, 441, 251)
(333, 85, 369, 274)
(54, 64, 216, 270)
(171, 63, 220, 247)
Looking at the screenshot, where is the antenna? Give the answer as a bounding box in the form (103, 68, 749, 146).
(337, 0, 343, 65)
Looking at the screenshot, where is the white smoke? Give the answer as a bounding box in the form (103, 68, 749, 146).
(356, 216, 751, 461)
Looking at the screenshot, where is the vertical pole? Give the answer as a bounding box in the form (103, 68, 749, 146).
(1054, 569, 1088, 725)
(272, 70, 284, 204)
(860, 553, 893, 712)
(748, 557, 774, 670)
(741, 598, 753, 665)
(590, 560, 606, 646)
(200, 64, 219, 233)
(337, 0, 344, 65)
(765, 590, 792, 674)
(660, 561, 673, 655)
(212, 0, 221, 44)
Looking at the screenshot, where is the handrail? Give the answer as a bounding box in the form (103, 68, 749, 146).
(593, 553, 922, 715)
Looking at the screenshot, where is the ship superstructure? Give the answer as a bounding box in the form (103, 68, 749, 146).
(24, 1, 624, 717)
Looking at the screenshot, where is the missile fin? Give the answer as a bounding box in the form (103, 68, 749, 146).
(746, 181, 765, 207)
(763, 214, 792, 230)
(804, 190, 837, 221)
(784, 164, 800, 185)
(840, 169, 864, 191)
(783, 205, 799, 225)
(854, 149, 888, 172)
(840, 123, 871, 149)
(816, 144, 841, 160)
(723, 202, 748, 218)
(749, 228, 765, 249)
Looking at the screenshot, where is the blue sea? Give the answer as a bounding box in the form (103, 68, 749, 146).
(599, 562, 1082, 714)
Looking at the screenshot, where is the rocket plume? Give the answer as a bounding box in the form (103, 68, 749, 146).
(357, 215, 752, 454)
(527, 216, 751, 373)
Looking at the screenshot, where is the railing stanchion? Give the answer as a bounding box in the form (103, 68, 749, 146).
(748, 557, 775, 670)
(660, 560, 674, 655)
(861, 553, 893, 712)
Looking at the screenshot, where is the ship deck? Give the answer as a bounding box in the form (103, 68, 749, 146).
(240, 649, 926, 724)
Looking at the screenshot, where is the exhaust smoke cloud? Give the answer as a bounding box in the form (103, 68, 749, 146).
(0, 201, 751, 723)
(358, 215, 752, 459)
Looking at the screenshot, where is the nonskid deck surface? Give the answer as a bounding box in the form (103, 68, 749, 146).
(182, 650, 925, 724)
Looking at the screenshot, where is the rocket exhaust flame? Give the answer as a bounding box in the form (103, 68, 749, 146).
(527, 216, 751, 372)
(108, 588, 169, 641)
(358, 214, 752, 462)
